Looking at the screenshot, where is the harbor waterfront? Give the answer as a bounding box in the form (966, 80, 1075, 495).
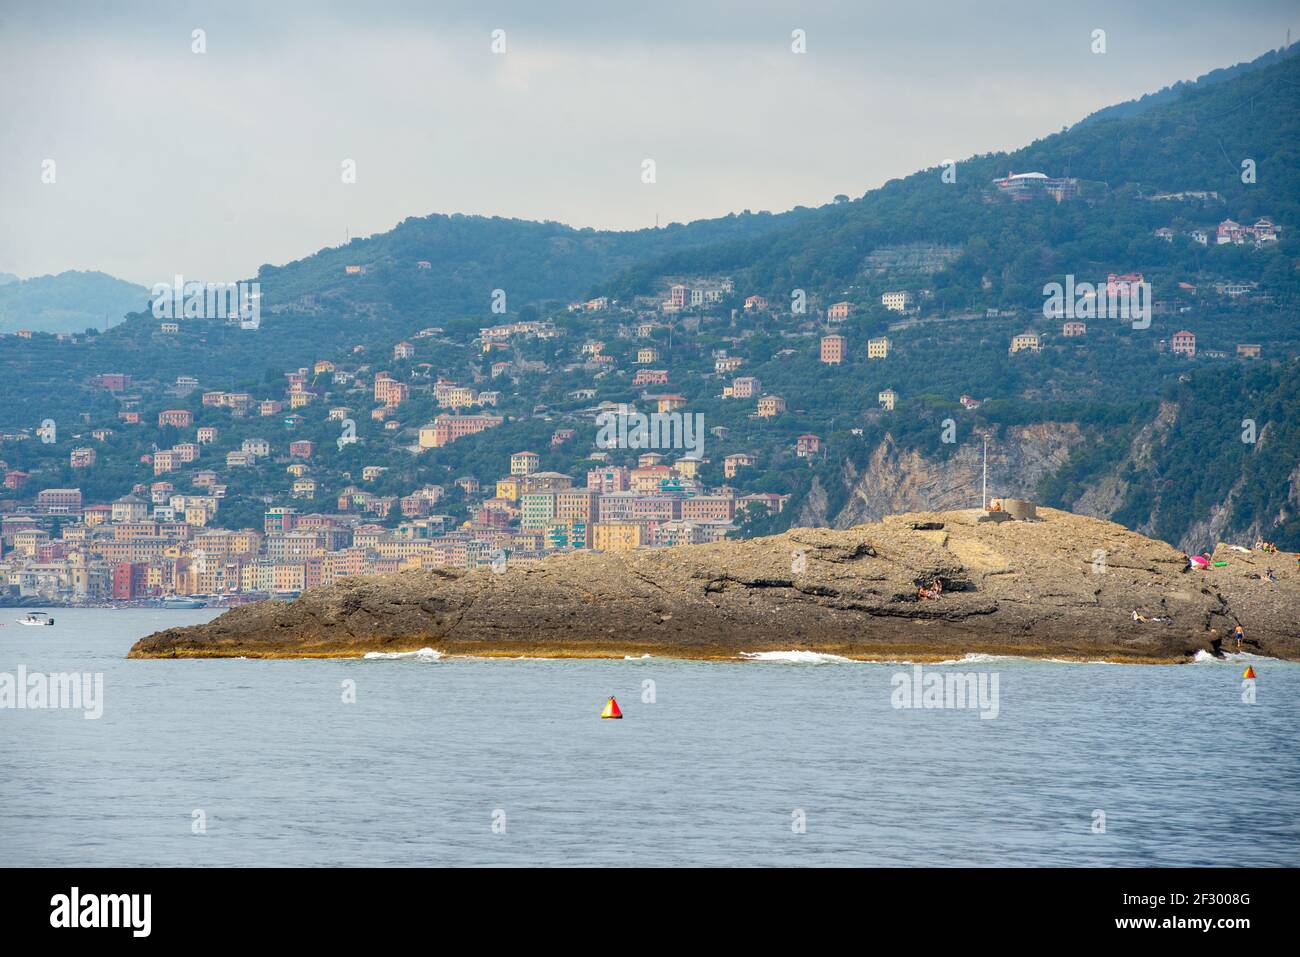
(3, 609, 1297, 867)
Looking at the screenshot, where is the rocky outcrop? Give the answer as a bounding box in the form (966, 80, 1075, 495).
(128, 508, 1300, 662)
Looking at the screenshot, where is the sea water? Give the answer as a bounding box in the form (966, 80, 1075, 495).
(2, 609, 1296, 866)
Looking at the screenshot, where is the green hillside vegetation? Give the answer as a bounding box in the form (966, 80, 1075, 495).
(0, 270, 149, 334)
(2, 47, 1298, 553)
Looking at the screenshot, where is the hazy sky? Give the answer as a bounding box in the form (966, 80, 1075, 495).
(1, 0, 1295, 286)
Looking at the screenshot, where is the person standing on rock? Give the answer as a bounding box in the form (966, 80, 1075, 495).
(1233, 624, 1245, 653)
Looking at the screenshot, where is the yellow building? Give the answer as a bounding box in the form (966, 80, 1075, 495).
(273, 563, 307, 593)
(675, 457, 702, 479)
(867, 336, 891, 359)
(1010, 332, 1041, 354)
(510, 451, 540, 476)
(496, 476, 522, 502)
(593, 522, 645, 552)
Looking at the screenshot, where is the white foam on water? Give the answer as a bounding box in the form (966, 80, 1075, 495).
(740, 650, 854, 664)
(923, 653, 1117, 665)
(363, 647, 443, 661)
(1195, 650, 1271, 664)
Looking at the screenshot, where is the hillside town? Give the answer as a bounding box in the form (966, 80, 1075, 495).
(0, 452, 788, 603)
(0, 173, 1290, 606)
(1, 318, 796, 601)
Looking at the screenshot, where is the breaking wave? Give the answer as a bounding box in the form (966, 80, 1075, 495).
(740, 651, 854, 664)
(363, 648, 443, 661)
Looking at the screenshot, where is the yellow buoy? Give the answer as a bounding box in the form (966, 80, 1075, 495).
(601, 696, 623, 719)
(1243, 666, 1256, 680)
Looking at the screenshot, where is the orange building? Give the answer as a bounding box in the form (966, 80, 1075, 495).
(820, 335, 846, 365)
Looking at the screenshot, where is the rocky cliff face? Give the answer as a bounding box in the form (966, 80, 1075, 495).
(1071, 401, 1178, 525)
(129, 508, 1300, 662)
(832, 425, 1083, 528)
(821, 399, 1294, 556)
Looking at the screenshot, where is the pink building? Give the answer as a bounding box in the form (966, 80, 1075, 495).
(587, 466, 631, 494)
(1171, 330, 1196, 357)
(796, 434, 821, 458)
(633, 369, 669, 386)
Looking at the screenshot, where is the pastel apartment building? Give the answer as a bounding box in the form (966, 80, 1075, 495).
(1217, 218, 1279, 246)
(881, 291, 911, 313)
(820, 335, 846, 365)
(796, 434, 821, 458)
(1171, 330, 1196, 357)
(723, 453, 754, 478)
(587, 466, 631, 494)
(756, 395, 786, 418)
(511, 451, 540, 476)
(374, 373, 408, 407)
(1009, 332, 1041, 354)
(592, 522, 646, 552)
(158, 409, 193, 428)
(878, 388, 897, 411)
(827, 301, 852, 321)
(867, 336, 891, 359)
(731, 376, 762, 399)
(1062, 321, 1086, 337)
(419, 414, 504, 448)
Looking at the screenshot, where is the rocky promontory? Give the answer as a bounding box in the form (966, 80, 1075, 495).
(127, 508, 1300, 662)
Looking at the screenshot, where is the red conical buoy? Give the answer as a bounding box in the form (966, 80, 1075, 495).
(601, 696, 623, 719)
(1243, 666, 1256, 679)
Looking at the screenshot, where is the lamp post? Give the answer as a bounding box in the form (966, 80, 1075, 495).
(982, 432, 989, 511)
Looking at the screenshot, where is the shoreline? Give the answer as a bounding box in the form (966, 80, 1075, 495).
(125, 640, 1271, 666)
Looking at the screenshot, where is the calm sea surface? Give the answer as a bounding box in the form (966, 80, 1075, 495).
(2, 608, 1297, 867)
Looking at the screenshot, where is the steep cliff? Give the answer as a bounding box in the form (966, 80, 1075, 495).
(833, 425, 1083, 527)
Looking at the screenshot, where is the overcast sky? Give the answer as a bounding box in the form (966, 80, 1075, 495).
(0, 0, 1295, 286)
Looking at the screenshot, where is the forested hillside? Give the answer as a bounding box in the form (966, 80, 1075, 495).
(2, 46, 1297, 552)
